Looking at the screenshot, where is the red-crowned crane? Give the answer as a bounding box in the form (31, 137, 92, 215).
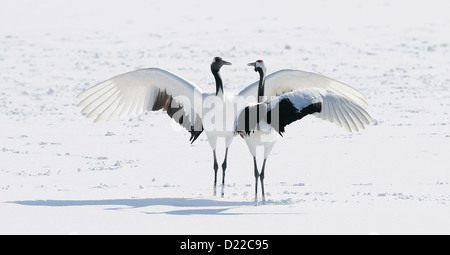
(235, 60, 374, 205)
(77, 57, 235, 197)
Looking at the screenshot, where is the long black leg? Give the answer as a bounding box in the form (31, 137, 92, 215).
(213, 150, 218, 196)
(253, 157, 259, 206)
(260, 158, 267, 204)
(221, 147, 229, 198)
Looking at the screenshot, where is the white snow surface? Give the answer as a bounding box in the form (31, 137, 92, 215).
(1, 0, 450, 234)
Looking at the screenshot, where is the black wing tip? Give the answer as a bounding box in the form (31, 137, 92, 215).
(189, 128, 204, 144)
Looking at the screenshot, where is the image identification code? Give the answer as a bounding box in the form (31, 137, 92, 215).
(224, 239, 269, 250)
(179, 239, 269, 253)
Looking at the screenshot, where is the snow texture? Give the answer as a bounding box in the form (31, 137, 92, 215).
(1, 0, 450, 234)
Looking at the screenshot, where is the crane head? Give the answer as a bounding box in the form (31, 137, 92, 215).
(211, 57, 232, 71)
(247, 60, 266, 73)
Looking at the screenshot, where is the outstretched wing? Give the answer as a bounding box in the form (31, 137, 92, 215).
(235, 88, 374, 136)
(77, 68, 204, 143)
(238, 69, 368, 106)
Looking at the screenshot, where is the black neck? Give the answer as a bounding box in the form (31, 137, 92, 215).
(212, 68, 223, 96)
(257, 68, 265, 103)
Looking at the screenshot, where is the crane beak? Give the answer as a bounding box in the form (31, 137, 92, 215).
(222, 60, 232, 66)
(247, 62, 258, 72)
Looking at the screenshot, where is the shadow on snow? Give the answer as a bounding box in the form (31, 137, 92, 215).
(7, 198, 303, 215)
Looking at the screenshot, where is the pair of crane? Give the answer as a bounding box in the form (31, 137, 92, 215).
(77, 57, 373, 205)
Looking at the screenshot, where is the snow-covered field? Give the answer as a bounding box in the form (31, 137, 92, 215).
(1, 0, 450, 234)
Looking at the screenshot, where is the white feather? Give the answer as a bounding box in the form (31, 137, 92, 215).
(311, 89, 374, 132)
(77, 68, 204, 123)
(238, 69, 368, 106)
(262, 88, 373, 133)
(85, 89, 119, 118)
